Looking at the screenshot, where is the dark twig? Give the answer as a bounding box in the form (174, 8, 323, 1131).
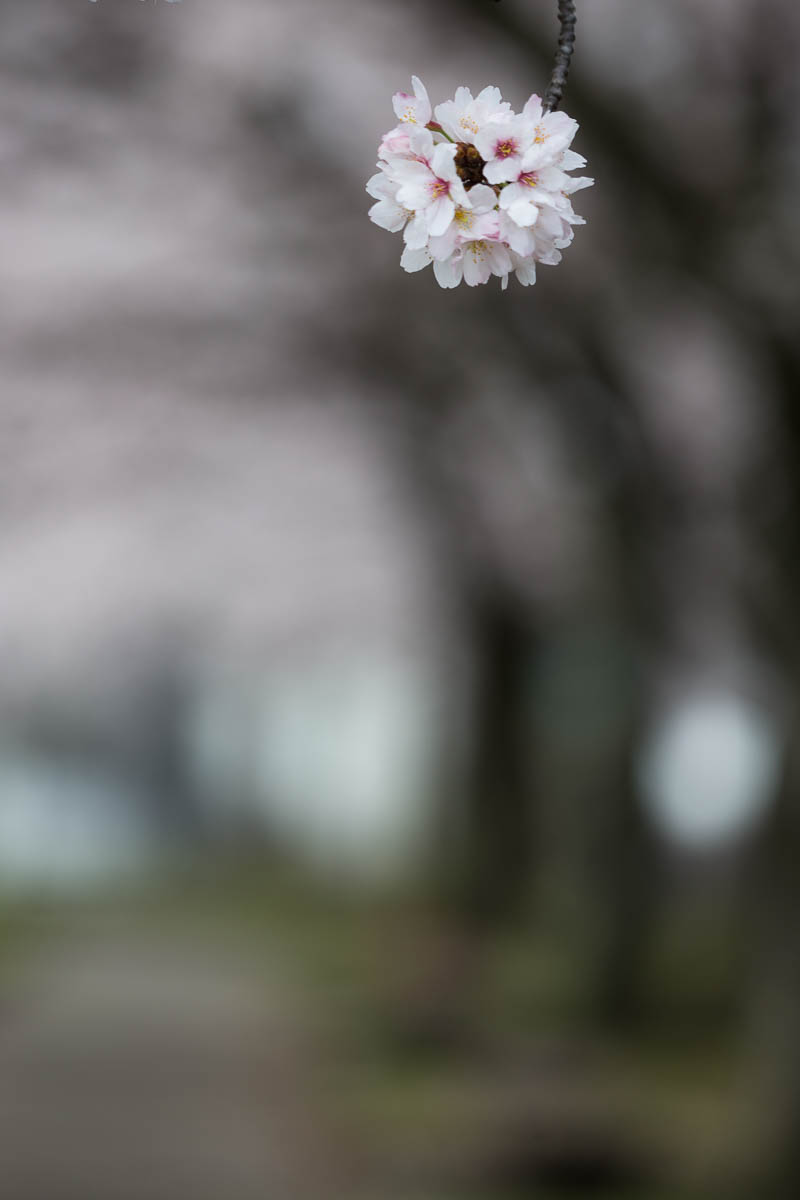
(543, 0, 577, 112)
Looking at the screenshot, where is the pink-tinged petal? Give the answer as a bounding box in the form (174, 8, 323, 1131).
(470, 211, 501, 242)
(393, 77, 432, 127)
(427, 194, 456, 236)
(400, 245, 432, 273)
(379, 127, 412, 158)
(433, 255, 464, 289)
(393, 91, 414, 122)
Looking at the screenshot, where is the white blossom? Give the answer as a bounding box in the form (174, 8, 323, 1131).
(434, 86, 511, 144)
(392, 76, 433, 128)
(367, 79, 593, 290)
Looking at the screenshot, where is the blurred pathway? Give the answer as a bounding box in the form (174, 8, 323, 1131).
(0, 921, 339, 1200)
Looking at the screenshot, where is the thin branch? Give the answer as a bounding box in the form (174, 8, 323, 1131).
(544, 0, 577, 112)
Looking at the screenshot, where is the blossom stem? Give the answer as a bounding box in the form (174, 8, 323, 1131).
(543, 0, 577, 113)
(427, 122, 455, 142)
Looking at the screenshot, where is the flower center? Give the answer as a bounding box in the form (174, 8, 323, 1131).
(454, 208, 474, 230)
(520, 172, 538, 189)
(455, 142, 486, 189)
(533, 125, 547, 145)
(496, 140, 516, 158)
(429, 179, 450, 199)
(459, 115, 480, 135)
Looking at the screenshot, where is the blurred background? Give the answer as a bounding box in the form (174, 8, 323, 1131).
(1, 0, 799, 1197)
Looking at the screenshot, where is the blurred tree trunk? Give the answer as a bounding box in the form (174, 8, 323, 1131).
(458, 584, 537, 926)
(742, 725, 800, 1194)
(743, 333, 800, 1192)
(588, 710, 659, 1027)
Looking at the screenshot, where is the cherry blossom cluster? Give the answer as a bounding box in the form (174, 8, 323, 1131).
(367, 78, 593, 289)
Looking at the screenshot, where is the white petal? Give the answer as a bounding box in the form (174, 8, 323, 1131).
(560, 149, 587, 171)
(427, 195, 455, 236)
(430, 142, 457, 178)
(433, 255, 463, 289)
(488, 243, 513, 277)
(463, 243, 492, 286)
(411, 76, 432, 124)
(403, 212, 429, 248)
(473, 128, 496, 160)
(432, 101, 460, 142)
(395, 179, 429, 210)
(564, 176, 594, 194)
(369, 198, 406, 233)
(408, 126, 436, 162)
(484, 157, 522, 185)
(468, 184, 499, 213)
(523, 95, 543, 123)
(390, 159, 432, 184)
(509, 199, 539, 227)
(428, 225, 458, 261)
(498, 183, 523, 211)
(366, 172, 390, 200)
(400, 245, 432, 273)
(477, 86, 503, 108)
(514, 257, 538, 286)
